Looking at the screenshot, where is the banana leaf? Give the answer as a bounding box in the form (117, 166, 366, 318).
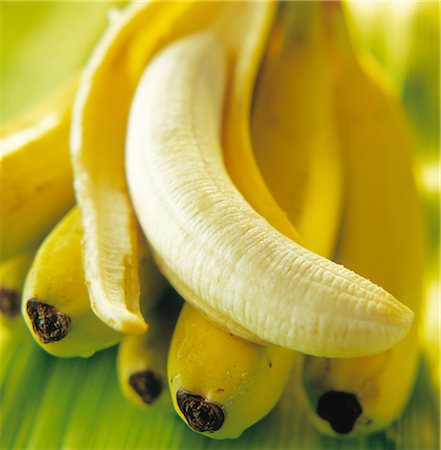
(0, 314, 439, 450)
(0, 2, 439, 449)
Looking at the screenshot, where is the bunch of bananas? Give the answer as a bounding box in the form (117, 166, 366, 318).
(0, 0, 429, 441)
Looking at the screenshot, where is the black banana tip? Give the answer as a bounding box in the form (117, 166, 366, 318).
(316, 390, 362, 434)
(176, 388, 225, 433)
(0, 287, 21, 317)
(26, 298, 70, 343)
(129, 370, 163, 404)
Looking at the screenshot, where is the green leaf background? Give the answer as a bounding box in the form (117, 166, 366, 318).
(1, 2, 439, 449)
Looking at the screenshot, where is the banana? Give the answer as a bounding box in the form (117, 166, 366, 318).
(167, 2, 347, 439)
(70, 0, 228, 335)
(22, 208, 122, 357)
(168, 302, 295, 439)
(167, 3, 297, 439)
(0, 250, 34, 335)
(301, 2, 425, 436)
(118, 333, 166, 407)
(117, 290, 179, 407)
(251, 1, 342, 258)
(125, 26, 413, 356)
(0, 78, 76, 261)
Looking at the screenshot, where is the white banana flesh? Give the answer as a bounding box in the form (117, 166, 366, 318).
(126, 31, 413, 358)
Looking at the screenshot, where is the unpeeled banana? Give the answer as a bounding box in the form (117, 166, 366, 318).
(22, 208, 122, 357)
(251, 1, 342, 258)
(168, 303, 295, 439)
(0, 79, 76, 261)
(125, 25, 412, 358)
(117, 317, 172, 407)
(301, 2, 425, 436)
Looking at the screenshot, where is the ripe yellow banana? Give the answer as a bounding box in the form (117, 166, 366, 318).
(0, 79, 76, 261)
(301, 2, 425, 436)
(0, 250, 34, 335)
(251, 1, 342, 258)
(70, 0, 228, 335)
(168, 303, 295, 439)
(117, 292, 179, 408)
(125, 27, 413, 357)
(22, 208, 122, 357)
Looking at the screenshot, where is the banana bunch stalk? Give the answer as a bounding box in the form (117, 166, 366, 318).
(0, 0, 430, 444)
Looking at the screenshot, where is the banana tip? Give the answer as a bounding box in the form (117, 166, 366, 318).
(26, 298, 71, 343)
(129, 370, 163, 404)
(316, 390, 362, 434)
(176, 388, 225, 433)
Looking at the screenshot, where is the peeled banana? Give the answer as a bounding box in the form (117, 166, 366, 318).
(125, 25, 412, 357)
(22, 208, 122, 357)
(0, 79, 76, 261)
(167, 2, 346, 439)
(301, 2, 425, 436)
(167, 4, 296, 437)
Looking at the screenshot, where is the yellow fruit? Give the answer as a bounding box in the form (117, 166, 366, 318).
(301, 3, 425, 436)
(0, 79, 76, 261)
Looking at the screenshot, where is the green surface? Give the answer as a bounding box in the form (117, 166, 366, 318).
(0, 1, 120, 122)
(0, 325, 439, 450)
(0, 1, 439, 449)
